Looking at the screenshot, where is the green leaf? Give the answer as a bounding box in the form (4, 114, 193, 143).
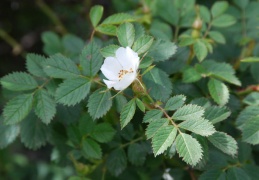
(212, 14, 236, 27)
(143, 67, 172, 102)
(143, 109, 163, 123)
(78, 113, 95, 136)
(182, 67, 202, 83)
(250, 63, 259, 82)
(101, 13, 134, 25)
(82, 139, 102, 159)
(55, 78, 91, 106)
(208, 132, 238, 157)
(1, 72, 38, 91)
(41, 31, 63, 55)
(0, 117, 19, 149)
(120, 99, 136, 129)
(20, 113, 49, 150)
(128, 143, 147, 166)
(96, 25, 117, 36)
(152, 125, 177, 156)
(80, 41, 103, 77)
(114, 94, 127, 113)
(240, 116, 259, 145)
(148, 39, 177, 62)
(117, 22, 135, 47)
(194, 40, 208, 62)
(233, 0, 249, 9)
(195, 135, 209, 169)
(204, 106, 231, 124)
(56, 104, 82, 125)
(179, 36, 195, 47)
(243, 92, 259, 106)
(90, 123, 116, 143)
(191, 97, 211, 108)
(35, 89, 56, 124)
(242, 165, 259, 180)
(106, 149, 127, 176)
(26, 53, 47, 77)
(150, 20, 173, 41)
(120, 123, 135, 141)
(199, 5, 211, 23)
(208, 78, 229, 106)
(136, 98, 145, 112)
(62, 34, 84, 54)
(44, 54, 80, 79)
(199, 169, 226, 180)
(100, 44, 120, 58)
(165, 95, 186, 111)
(208, 31, 226, 44)
(179, 118, 216, 136)
(172, 104, 204, 121)
(157, 0, 178, 25)
(132, 35, 154, 55)
(134, 23, 145, 40)
(227, 167, 251, 180)
(146, 118, 169, 139)
(67, 125, 81, 145)
(241, 57, 259, 63)
(90, 5, 103, 27)
(211, 1, 229, 18)
(175, 133, 203, 166)
(198, 60, 241, 86)
(236, 106, 259, 127)
(3, 94, 34, 125)
(87, 88, 112, 120)
(139, 56, 153, 69)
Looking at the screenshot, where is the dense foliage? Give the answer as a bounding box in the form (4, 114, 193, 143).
(1, 0, 259, 179)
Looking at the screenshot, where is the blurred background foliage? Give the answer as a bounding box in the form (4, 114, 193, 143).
(0, 0, 259, 179)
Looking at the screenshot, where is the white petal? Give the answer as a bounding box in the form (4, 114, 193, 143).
(103, 79, 117, 89)
(113, 71, 136, 91)
(115, 47, 139, 70)
(100, 57, 122, 81)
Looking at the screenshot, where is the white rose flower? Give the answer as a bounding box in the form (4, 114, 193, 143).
(100, 46, 140, 91)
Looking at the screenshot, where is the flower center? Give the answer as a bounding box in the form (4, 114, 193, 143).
(118, 68, 134, 80)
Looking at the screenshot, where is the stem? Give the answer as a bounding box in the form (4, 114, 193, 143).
(90, 30, 95, 41)
(174, 26, 180, 42)
(156, 105, 179, 129)
(101, 167, 106, 180)
(236, 85, 259, 96)
(186, 167, 197, 180)
(186, 45, 195, 65)
(203, 22, 212, 38)
(120, 136, 144, 148)
(0, 28, 25, 56)
(36, 0, 67, 35)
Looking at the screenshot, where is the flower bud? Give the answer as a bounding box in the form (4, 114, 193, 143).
(192, 18, 202, 30)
